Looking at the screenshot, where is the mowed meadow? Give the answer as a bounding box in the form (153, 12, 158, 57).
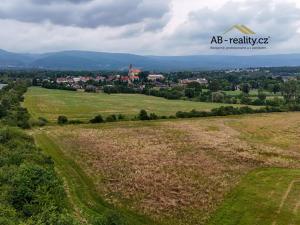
(24, 87, 248, 122)
(32, 112, 300, 225)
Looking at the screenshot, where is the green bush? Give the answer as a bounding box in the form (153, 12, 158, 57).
(90, 115, 104, 123)
(57, 116, 68, 125)
(117, 114, 125, 120)
(68, 120, 83, 124)
(106, 115, 117, 122)
(138, 110, 149, 120)
(149, 113, 158, 120)
(0, 127, 78, 225)
(29, 117, 48, 127)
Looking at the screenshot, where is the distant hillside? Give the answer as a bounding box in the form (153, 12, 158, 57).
(1, 49, 300, 71)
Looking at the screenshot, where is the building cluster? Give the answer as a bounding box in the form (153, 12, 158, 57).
(179, 78, 208, 85)
(47, 64, 211, 92)
(56, 76, 106, 84)
(225, 68, 260, 73)
(55, 65, 168, 85)
(147, 74, 165, 81)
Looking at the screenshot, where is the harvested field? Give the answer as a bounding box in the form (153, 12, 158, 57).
(35, 112, 300, 225)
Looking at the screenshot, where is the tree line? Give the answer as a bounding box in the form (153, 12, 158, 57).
(0, 81, 79, 225)
(0, 81, 128, 225)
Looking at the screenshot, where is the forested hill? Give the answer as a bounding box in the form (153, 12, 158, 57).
(1, 49, 300, 71)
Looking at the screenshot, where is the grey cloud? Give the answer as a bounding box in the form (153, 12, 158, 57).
(0, 0, 171, 29)
(30, 0, 89, 4)
(170, 0, 300, 45)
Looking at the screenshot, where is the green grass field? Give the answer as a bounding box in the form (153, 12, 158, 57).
(208, 168, 300, 225)
(24, 87, 247, 122)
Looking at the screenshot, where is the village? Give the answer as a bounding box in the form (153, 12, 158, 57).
(35, 64, 209, 92)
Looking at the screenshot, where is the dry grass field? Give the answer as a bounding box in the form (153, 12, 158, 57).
(34, 113, 300, 225)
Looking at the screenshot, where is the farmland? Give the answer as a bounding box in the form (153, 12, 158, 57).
(24, 87, 249, 122)
(32, 112, 300, 225)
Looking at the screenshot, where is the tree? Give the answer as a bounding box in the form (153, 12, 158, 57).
(281, 80, 299, 102)
(241, 83, 250, 94)
(272, 83, 281, 94)
(211, 92, 224, 103)
(240, 95, 252, 104)
(184, 88, 195, 98)
(138, 109, 149, 120)
(16, 107, 31, 129)
(118, 114, 125, 120)
(90, 115, 104, 123)
(258, 90, 267, 101)
(208, 80, 221, 92)
(57, 115, 68, 125)
(187, 82, 202, 92)
(149, 113, 158, 120)
(0, 104, 7, 118)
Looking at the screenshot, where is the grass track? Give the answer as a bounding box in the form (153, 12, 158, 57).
(33, 131, 155, 225)
(208, 168, 300, 225)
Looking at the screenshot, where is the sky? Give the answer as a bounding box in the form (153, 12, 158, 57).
(0, 0, 300, 55)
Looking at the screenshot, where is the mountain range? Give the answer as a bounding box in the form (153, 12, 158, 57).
(1, 49, 300, 71)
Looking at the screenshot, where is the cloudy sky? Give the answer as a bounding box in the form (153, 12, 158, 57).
(0, 0, 300, 55)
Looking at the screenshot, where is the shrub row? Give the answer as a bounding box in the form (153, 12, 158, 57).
(0, 81, 31, 129)
(175, 105, 300, 119)
(0, 82, 80, 224)
(0, 127, 79, 225)
(57, 104, 300, 126)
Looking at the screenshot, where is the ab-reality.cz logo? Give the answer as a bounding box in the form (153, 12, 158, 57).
(210, 24, 271, 50)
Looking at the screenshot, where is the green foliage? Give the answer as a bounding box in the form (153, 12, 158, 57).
(106, 114, 117, 122)
(149, 113, 158, 120)
(174, 104, 300, 119)
(241, 83, 251, 94)
(92, 211, 126, 225)
(0, 127, 78, 225)
(208, 80, 221, 92)
(29, 117, 49, 127)
(271, 83, 281, 94)
(42, 81, 76, 91)
(266, 97, 284, 106)
(68, 120, 84, 125)
(212, 92, 225, 103)
(240, 95, 252, 105)
(258, 90, 267, 101)
(138, 110, 149, 120)
(186, 82, 202, 92)
(117, 114, 125, 120)
(0, 81, 31, 128)
(184, 88, 196, 98)
(281, 80, 300, 102)
(57, 116, 68, 125)
(90, 115, 105, 123)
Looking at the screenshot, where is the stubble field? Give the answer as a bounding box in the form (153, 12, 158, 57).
(33, 112, 300, 225)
